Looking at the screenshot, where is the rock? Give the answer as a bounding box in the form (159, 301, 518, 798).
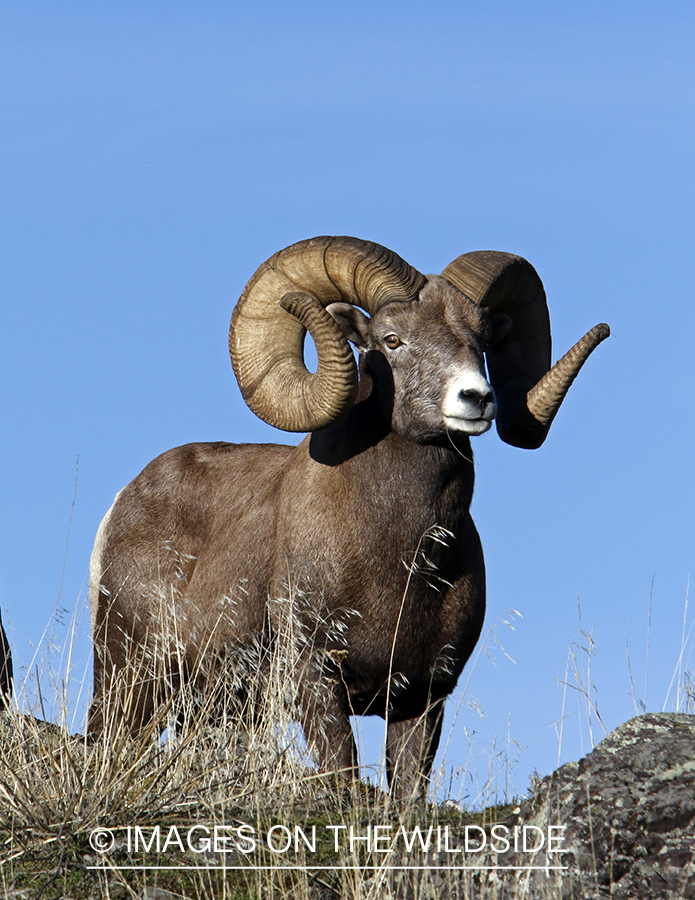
(143, 888, 179, 900)
(486, 713, 695, 899)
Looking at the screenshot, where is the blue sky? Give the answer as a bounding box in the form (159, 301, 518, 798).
(1, 1, 693, 801)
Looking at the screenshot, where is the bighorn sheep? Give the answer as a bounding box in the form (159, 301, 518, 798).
(89, 236, 609, 797)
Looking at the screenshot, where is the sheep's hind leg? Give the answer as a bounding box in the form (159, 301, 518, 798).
(88, 623, 174, 744)
(88, 654, 162, 743)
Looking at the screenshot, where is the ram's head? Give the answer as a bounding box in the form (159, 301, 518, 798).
(229, 236, 609, 449)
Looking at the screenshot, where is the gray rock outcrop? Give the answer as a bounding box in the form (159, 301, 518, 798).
(476, 713, 695, 899)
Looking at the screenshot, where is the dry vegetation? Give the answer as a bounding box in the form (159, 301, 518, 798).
(0, 593, 529, 900)
(2, 581, 691, 899)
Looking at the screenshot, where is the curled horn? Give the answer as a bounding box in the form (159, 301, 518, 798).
(230, 236, 426, 432)
(441, 251, 610, 449)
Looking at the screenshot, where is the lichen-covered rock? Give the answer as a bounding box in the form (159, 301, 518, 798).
(473, 713, 695, 899)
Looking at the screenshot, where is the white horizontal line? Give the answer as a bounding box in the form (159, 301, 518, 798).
(87, 865, 568, 872)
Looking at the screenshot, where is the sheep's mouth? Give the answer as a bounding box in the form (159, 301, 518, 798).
(443, 415, 494, 436)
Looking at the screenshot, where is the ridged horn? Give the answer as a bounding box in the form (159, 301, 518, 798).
(230, 236, 426, 432)
(441, 251, 610, 449)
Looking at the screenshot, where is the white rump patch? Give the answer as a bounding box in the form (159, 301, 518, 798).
(89, 489, 123, 637)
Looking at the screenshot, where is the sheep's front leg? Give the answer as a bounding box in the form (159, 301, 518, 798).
(298, 673, 357, 779)
(386, 700, 445, 801)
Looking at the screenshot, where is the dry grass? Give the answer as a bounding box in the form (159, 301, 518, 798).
(0, 582, 534, 900)
(4, 572, 690, 898)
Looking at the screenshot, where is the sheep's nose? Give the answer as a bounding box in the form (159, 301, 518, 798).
(460, 388, 494, 413)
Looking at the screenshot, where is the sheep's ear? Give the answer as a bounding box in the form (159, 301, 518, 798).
(326, 303, 372, 350)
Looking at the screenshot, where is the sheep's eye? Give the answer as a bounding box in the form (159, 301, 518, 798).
(384, 334, 402, 349)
